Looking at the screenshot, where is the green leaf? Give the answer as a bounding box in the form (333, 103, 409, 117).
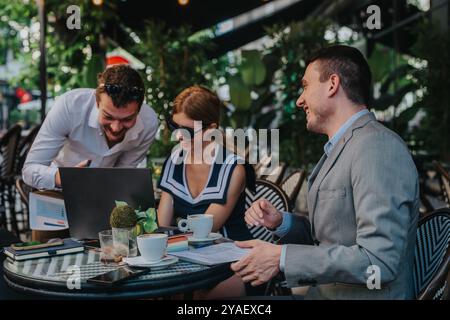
(379, 64, 416, 94)
(368, 44, 394, 83)
(136, 211, 148, 220)
(147, 208, 157, 221)
(241, 50, 266, 86)
(82, 54, 104, 88)
(132, 223, 144, 237)
(228, 75, 252, 110)
(143, 220, 158, 233)
(115, 201, 128, 207)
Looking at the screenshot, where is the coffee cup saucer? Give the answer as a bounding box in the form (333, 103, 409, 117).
(187, 232, 223, 243)
(123, 255, 179, 270)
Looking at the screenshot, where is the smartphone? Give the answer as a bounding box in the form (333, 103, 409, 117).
(86, 266, 150, 286)
(11, 240, 64, 251)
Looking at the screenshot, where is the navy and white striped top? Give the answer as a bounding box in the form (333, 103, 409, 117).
(158, 145, 253, 241)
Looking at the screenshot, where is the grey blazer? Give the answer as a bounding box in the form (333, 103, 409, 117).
(280, 112, 420, 300)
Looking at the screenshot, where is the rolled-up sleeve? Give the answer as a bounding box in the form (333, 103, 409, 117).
(22, 95, 71, 189)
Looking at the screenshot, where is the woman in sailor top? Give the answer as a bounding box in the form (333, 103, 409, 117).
(157, 86, 259, 298)
(158, 145, 254, 241)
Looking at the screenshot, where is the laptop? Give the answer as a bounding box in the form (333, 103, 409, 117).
(59, 167, 154, 240)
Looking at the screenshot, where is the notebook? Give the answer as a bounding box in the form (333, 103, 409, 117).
(3, 238, 84, 261)
(167, 235, 189, 252)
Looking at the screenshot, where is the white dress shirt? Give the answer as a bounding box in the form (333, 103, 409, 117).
(22, 88, 159, 190)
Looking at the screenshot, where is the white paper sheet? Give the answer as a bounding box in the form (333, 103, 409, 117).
(170, 242, 251, 266)
(29, 192, 69, 230)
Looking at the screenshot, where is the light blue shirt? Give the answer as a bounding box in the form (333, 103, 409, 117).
(323, 109, 370, 157)
(277, 109, 370, 272)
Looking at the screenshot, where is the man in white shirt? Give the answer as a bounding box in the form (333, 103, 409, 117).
(23, 64, 159, 190)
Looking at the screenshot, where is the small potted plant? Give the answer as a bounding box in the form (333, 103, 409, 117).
(109, 201, 158, 257)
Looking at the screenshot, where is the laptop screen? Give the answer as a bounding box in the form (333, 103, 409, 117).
(60, 167, 154, 240)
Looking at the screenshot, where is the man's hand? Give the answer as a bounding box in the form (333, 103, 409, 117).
(231, 240, 282, 286)
(55, 159, 91, 187)
(245, 199, 283, 230)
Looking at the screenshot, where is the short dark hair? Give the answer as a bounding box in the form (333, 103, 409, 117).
(307, 45, 372, 105)
(95, 64, 145, 108)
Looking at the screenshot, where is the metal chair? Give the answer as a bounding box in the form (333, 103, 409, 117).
(15, 178, 34, 234)
(413, 208, 450, 300)
(254, 154, 272, 179)
(12, 125, 41, 236)
(244, 179, 291, 296)
(262, 162, 287, 185)
(280, 170, 306, 209)
(15, 124, 41, 175)
(0, 124, 22, 234)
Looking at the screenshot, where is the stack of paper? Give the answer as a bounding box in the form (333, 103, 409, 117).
(170, 242, 250, 266)
(29, 191, 68, 230)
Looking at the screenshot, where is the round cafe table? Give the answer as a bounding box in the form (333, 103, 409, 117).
(2, 249, 233, 299)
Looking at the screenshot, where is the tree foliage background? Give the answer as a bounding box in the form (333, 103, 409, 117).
(1, 1, 449, 167)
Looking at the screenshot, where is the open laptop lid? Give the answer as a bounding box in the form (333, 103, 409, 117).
(60, 167, 154, 240)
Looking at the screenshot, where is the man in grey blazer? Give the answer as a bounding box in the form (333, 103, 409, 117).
(231, 45, 420, 299)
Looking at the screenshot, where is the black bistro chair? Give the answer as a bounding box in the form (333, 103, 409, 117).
(413, 208, 450, 300)
(12, 125, 41, 235)
(15, 177, 35, 235)
(245, 179, 290, 243)
(15, 124, 41, 176)
(244, 179, 292, 296)
(0, 124, 22, 234)
(433, 161, 450, 208)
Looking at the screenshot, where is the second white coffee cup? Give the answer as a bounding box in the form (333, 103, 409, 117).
(178, 214, 213, 238)
(137, 233, 168, 262)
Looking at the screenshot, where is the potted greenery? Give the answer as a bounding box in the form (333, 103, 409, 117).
(110, 201, 158, 257)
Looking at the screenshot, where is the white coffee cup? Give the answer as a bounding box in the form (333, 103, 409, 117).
(177, 214, 213, 239)
(137, 233, 168, 262)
